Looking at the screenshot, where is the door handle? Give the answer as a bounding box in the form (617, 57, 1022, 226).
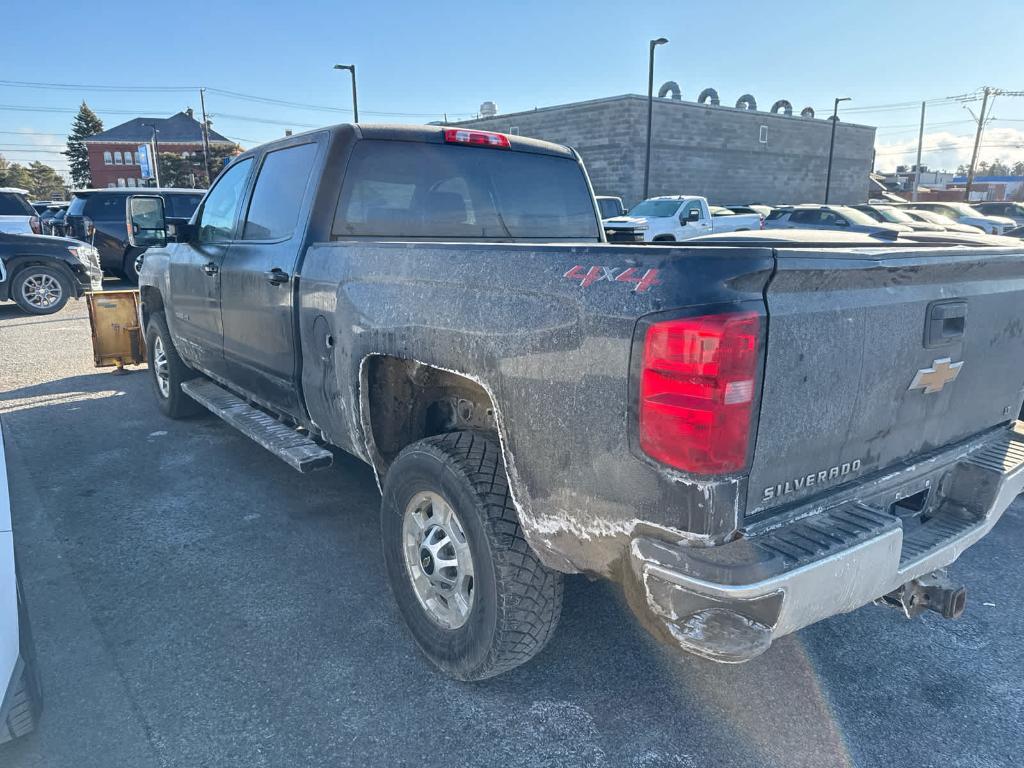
(203, 261, 219, 276)
(264, 267, 289, 286)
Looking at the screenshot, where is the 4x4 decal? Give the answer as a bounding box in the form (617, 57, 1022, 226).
(563, 265, 661, 293)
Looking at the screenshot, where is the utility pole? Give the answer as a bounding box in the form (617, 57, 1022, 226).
(333, 64, 359, 123)
(912, 101, 926, 201)
(643, 37, 668, 200)
(199, 88, 212, 186)
(824, 96, 851, 203)
(964, 87, 991, 202)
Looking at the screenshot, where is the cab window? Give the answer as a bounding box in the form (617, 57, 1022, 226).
(196, 158, 253, 242)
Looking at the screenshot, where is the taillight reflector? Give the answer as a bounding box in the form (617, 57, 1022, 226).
(29, 215, 40, 234)
(443, 128, 511, 148)
(639, 311, 760, 474)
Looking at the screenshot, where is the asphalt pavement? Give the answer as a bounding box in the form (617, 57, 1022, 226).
(0, 287, 1021, 768)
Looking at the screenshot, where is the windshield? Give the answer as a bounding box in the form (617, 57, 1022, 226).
(628, 200, 683, 217)
(875, 207, 916, 223)
(833, 206, 880, 225)
(335, 140, 600, 240)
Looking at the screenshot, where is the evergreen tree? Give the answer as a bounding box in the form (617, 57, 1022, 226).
(63, 102, 103, 188)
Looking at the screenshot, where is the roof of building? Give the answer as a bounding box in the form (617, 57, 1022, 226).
(457, 93, 877, 131)
(85, 111, 232, 144)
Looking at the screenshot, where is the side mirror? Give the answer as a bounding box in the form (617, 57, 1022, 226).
(126, 195, 167, 248)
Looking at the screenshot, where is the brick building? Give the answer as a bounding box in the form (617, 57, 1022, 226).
(457, 94, 876, 206)
(83, 110, 233, 189)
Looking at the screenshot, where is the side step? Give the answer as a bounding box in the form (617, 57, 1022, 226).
(181, 378, 333, 473)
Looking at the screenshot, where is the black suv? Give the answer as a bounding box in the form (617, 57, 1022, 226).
(65, 188, 203, 282)
(0, 231, 103, 314)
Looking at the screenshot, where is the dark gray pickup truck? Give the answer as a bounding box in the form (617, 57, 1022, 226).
(128, 123, 1024, 679)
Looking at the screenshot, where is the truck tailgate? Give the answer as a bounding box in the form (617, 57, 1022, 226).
(747, 245, 1024, 517)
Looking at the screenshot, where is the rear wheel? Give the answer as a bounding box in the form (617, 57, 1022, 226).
(652, 235, 676, 242)
(381, 431, 563, 680)
(145, 313, 200, 419)
(11, 266, 71, 315)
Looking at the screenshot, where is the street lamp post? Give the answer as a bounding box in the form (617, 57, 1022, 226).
(333, 64, 359, 123)
(824, 96, 851, 203)
(141, 122, 161, 188)
(643, 37, 668, 200)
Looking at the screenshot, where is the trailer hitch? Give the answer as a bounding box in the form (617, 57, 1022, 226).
(878, 570, 967, 620)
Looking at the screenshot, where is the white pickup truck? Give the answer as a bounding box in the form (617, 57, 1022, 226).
(603, 195, 762, 243)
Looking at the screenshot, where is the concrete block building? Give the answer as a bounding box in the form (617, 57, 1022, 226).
(457, 94, 875, 206)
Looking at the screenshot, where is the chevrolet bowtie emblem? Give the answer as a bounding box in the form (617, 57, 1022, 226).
(908, 358, 963, 394)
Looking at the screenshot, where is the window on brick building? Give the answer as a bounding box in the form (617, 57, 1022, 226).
(103, 151, 112, 165)
(117, 178, 126, 187)
(114, 151, 123, 165)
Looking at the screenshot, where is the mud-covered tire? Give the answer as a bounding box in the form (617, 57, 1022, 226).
(145, 313, 200, 419)
(381, 431, 563, 680)
(11, 265, 71, 315)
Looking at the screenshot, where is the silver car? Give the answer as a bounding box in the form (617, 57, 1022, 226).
(0, 421, 41, 744)
(764, 204, 911, 235)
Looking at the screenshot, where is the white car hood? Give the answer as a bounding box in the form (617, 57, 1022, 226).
(603, 215, 649, 228)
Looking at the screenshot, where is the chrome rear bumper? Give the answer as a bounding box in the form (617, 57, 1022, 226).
(630, 423, 1024, 662)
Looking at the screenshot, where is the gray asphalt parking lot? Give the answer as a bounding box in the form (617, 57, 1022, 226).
(0, 288, 1022, 768)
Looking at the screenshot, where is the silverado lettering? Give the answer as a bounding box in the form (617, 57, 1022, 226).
(762, 459, 863, 501)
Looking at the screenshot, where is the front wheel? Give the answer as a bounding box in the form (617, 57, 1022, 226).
(123, 250, 145, 285)
(11, 266, 71, 315)
(145, 313, 200, 419)
(381, 431, 563, 680)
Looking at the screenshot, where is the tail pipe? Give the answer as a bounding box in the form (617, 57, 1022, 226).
(880, 570, 966, 620)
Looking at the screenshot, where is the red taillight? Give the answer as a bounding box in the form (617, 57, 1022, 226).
(29, 215, 40, 234)
(443, 128, 511, 148)
(639, 311, 760, 474)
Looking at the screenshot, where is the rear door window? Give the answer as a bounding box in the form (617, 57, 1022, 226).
(334, 140, 599, 240)
(0, 192, 34, 216)
(242, 142, 319, 240)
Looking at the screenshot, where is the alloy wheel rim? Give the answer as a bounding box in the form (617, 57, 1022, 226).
(20, 273, 62, 309)
(402, 491, 475, 629)
(152, 335, 170, 398)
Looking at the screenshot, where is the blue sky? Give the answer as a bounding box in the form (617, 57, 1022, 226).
(2, 0, 1022, 175)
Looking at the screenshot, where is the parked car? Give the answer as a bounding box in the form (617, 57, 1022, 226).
(0, 231, 103, 314)
(852, 203, 945, 231)
(595, 195, 625, 220)
(721, 203, 772, 220)
(46, 208, 68, 237)
(38, 203, 68, 236)
(899, 202, 1015, 235)
(129, 123, 1024, 680)
(974, 201, 1024, 226)
(0, 189, 40, 236)
(603, 195, 761, 242)
(899, 208, 985, 234)
(64, 188, 204, 283)
(30, 202, 52, 215)
(765, 204, 911, 235)
(0, 420, 42, 744)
